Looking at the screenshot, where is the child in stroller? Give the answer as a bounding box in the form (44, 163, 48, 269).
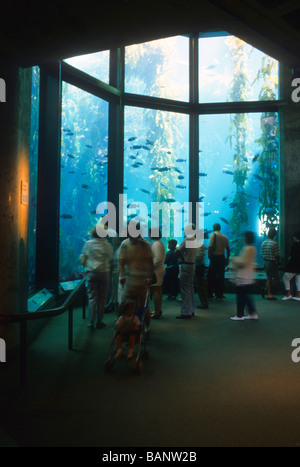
(114, 299, 141, 360)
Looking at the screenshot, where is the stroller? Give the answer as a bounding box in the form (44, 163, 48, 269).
(104, 287, 151, 374)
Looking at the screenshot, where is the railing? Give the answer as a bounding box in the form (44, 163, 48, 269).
(0, 277, 87, 385)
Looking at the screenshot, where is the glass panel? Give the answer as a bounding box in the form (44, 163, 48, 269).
(60, 82, 109, 281)
(28, 66, 40, 293)
(125, 36, 189, 102)
(199, 111, 279, 263)
(64, 50, 110, 83)
(123, 106, 189, 247)
(199, 35, 279, 103)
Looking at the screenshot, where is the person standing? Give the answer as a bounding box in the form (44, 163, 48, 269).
(282, 231, 300, 301)
(230, 231, 258, 321)
(79, 225, 114, 330)
(175, 224, 197, 319)
(260, 228, 280, 300)
(149, 229, 166, 319)
(163, 239, 180, 300)
(207, 223, 230, 301)
(118, 222, 154, 329)
(194, 243, 209, 309)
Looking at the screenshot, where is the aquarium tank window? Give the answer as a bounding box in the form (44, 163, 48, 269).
(64, 50, 110, 84)
(199, 35, 279, 103)
(199, 111, 279, 262)
(28, 65, 40, 293)
(59, 82, 109, 281)
(35, 30, 280, 290)
(123, 106, 189, 247)
(125, 35, 189, 102)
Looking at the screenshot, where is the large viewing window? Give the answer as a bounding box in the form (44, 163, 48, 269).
(28, 31, 281, 292)
(59, 82, 109, 281)
(125, 36, 189, 102)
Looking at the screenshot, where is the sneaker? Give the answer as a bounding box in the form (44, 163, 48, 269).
(127, 349, 134, 360)
(292, 297, 300, 301)
(244, 313, 259, 320)
(230, 316, 245, 321)
(282, 296, 292, 301)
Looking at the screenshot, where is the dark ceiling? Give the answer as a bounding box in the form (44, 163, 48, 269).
(2, 0, 300, 70)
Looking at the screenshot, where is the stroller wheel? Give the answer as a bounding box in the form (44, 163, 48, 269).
(131, 361, 143, 374)
(141, 349, 150, 361)
(104, 357, 115, 374)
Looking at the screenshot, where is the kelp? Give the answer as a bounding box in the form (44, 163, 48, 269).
(253, 57, 279, 236)
(226, 37, 250, 255)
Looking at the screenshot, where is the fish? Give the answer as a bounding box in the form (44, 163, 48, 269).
(60, 214, 73, 219)
(229, 202, 237, 208)
(252, 153, 260, 163)
(129, 155, 136, 160)
(132, 145, 142, 150)
(160, 182, 168, 189)
(254, 174, 264, 181)
(178, 175, 185, 180)
(176, 158, 186, 163)
(223, 169, 234, 175)
(222, 196, 229, 202)
(164, 198, 176, 203)
(85, 144, 92, 148)
(202, 212, 211, 217)
(146, 139, 154, 145)
(67, 154, 75, 159)
(68, 171, 75, 174)
(81, 184, 89, 189)
(199, 196, 205, 202)
(157, 167, 170, 172)
(66, 132, 74, 136)
(199, 172, 207, 177)
(220, 217, 229, 224)
(128, 136, 137, 141)
(140, 188, 151, 195)
(63, 128, 71, 132)
(142, 145, 150, 151)
(132, 163, 141, 168)
(206, 64, 217, 70)
(176, 185, 186, 189)
(173, 167, 182, 174)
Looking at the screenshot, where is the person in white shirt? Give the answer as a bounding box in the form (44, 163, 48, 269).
(230, 231, 258, 321)
(79, 225, 114, 329)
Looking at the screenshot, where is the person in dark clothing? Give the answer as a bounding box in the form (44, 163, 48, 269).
(163, 239, 180, 300)
(282, 231, 300, 301)
(207, 223, 230, 301)
(194, 244, 209, 309)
